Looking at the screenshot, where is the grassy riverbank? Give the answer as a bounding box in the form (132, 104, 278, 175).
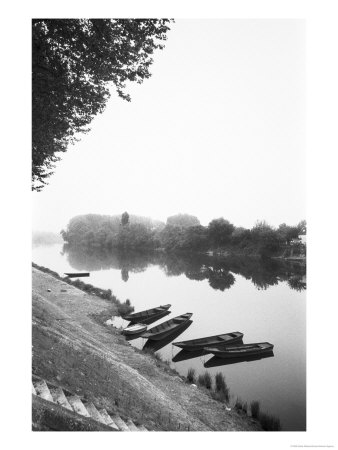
(32, 266, 262, 431)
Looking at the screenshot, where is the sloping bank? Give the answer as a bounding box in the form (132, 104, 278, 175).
(32, 266, 261, 431)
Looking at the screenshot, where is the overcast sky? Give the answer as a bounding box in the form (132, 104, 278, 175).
(32, 19, 305, 232)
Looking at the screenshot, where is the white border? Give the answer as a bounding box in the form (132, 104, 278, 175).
(2, 1, 337, 449)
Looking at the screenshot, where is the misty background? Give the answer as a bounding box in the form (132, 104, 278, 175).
(32, 19, 305, 233)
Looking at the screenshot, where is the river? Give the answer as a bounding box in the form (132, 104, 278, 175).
(32, 243, 306, 431)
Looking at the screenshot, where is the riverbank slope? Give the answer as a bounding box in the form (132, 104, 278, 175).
(32, 267, 261, 431)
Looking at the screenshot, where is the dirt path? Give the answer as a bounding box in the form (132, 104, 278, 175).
(32, 267, 261, 431)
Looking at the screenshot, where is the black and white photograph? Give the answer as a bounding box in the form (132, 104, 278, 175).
(31, 16, 306, 433)
(2, 1, 337, 448)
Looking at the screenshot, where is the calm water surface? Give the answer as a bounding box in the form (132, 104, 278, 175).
(32, 243, 306, 431)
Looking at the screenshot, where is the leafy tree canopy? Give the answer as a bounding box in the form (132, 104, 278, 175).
(277, 223, 299, 244)
(121, 211, 130, 226)
(207, 218, 235, 246)
(166, 213, 200, 228)
(297, 220, 306, 235)
(32, 19, 172, 190)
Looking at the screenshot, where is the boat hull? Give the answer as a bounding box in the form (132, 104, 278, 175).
(173, 331, 244, 351)
(141, 313, 193, 340)
(204, 351, 274, 368)
(143, 320, 193, 352)
(123, 324, 147, 336)
(122, 304, 171, 323)
(64, 272, 90, 278)
(205, 342, 274, 359)
(136, 310, 171, 326)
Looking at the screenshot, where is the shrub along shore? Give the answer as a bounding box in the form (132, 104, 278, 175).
(186, 369, 281, 431)
(32, 262, 134, 316)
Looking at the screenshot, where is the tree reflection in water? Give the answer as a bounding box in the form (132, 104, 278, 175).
(63, 244, 306, 292)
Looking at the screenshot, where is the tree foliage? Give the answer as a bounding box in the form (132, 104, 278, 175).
(32, 19, 172, 190)
(297, 220, 306, 235)
(61, 213, 306, 258)
(121, 211, 130, 226)
(166, 213, 200, 228)
(277, 223, 299, 244)
(207, 218, 235, 247)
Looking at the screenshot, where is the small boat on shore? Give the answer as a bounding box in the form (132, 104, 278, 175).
(204, 351, 274, 368)
(122, 304, 171, 324)
(64, 272, 90, 278)
(141, 313, 193, 340)
(137, 310, 171, 326)
(122, 323, 148, 336)
(173, 331, 244, 351)
(204, 342, 274, 359)
(143, 320, 193, 353)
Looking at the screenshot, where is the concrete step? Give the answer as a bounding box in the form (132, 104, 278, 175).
(50, 387, 72, 411)
(68, 395, 90, 418)
(126, 419, 139, 431)
(111, 414, 129, 431)
(98, 409, 119, 431)
(32, 383, 36, 395)
(34, 379, 53, 402)
(84, 402, 106, 425)
(138, 425, 149, 431)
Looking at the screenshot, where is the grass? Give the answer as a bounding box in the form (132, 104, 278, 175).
(210, 372, 230, 403)
(198, 371, 212, 389)
(215, 372, 230, 401)
(235, 397, 244, 411)
(250, 400, 260, 419)
(142, 347, 162, 361)
(33, 315, 183, 431)
(187, 368, 196, 384)
(258, 412, 282, 431)
(32, 262, 134, 316)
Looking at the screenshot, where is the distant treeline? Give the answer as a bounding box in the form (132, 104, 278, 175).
(33, 231, 63, 246)
(61, 213, 306, 258)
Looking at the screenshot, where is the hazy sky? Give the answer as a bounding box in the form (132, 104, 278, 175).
(32, 19, 305, 232)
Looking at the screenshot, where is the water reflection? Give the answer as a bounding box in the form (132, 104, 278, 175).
(172, 348, 206, 362)
(172, 337, 245, 363)
(62, 245, 306, 292)
(143, 320, 193, 352)
(204, 351, 275, 368)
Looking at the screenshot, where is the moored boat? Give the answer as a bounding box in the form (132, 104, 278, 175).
(64, 272, 90, 278)
(204, 342, 274, 359)
(173, 331, 243, 351)
(204, 351, 274, 368)
(141, 313, 193, 340)
(143, 320, 193, 353)
(122, 323, 148, 336)
(122, 304, 171, 324)
(137, 309, 171, 326)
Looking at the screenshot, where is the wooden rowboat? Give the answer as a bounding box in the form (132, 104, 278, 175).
(122, 304, 171, 324)
(64, 272, 90, 278)
(143, 320, 193, 353)
(136, 310, 171, 326)
(204, 342, 274, 359)
(122, 323, 148, 336)
(204, 351, 274, 368)
(141, 313, 193, 340)
(173, 331, 243, 351)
